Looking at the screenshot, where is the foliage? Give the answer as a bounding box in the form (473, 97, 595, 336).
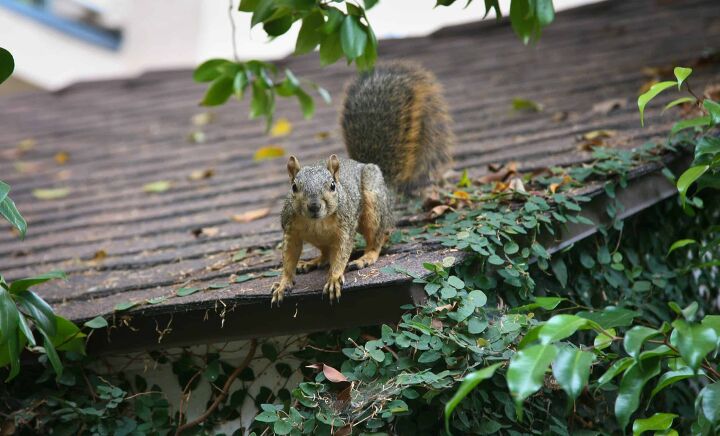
(195, 0, 556, 127)
(0, 47, 13, 86)
(0, 180, 27, 238)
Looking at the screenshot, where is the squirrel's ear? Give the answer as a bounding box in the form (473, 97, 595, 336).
(287, 156, 300, 179)
(327, 154, 340, 181)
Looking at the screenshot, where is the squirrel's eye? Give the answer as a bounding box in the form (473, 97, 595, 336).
(330, 181, 336, 192)
(291, 182, 298, 193)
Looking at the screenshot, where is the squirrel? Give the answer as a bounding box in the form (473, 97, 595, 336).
(271, 61, 453, 305)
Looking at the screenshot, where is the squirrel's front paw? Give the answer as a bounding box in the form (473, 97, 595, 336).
(322, 274, 345, 303)
(271, 279, 293, 306)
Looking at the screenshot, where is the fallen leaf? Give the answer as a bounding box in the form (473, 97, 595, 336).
(143, 180, 172, 193)
(90, 250, 107, 262)
(429, 205, 451, 219)
(192, 227, 219, 238)
(315, 131, 331, 140)
(592, 98, 626, 115)
(434, 303, 455, 312)
(452, 190, 471, 201)
(18, 139, 36, 151)
(508, 177, 526, 193)
(191, 112, 214, 126)
(431, 318, 444, 330)
(552, 111, 568, 122)
(232, 249, 248, 262)
(253, 146, 285, 161)
(492, 181, 509, 193)
(14, 162, 44, 173)
(188, 168, 215, 181)
(187, 130, 206, 144)
(231, 208, 270, 223)
(33, 188, 70, 200)
(478, 161, 519, 184)
(582, 130, 616, 140)
(306, 363, 348, 383)
(549, 183, 560, 194)
(54, 151, 69, 165)
(270, 118, 293, 137)
(512, 98, 543, 112)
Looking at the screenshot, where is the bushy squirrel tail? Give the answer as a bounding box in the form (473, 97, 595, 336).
(340, 61, 454, 195)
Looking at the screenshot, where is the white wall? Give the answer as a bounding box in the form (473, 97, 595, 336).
(1, 0, 602, 90)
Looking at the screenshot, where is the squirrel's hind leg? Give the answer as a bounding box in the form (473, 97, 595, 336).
(348, 164, 394, 271)
(297, 252, 327, 274)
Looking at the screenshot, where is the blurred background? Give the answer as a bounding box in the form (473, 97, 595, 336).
(0, 0, 599, 95)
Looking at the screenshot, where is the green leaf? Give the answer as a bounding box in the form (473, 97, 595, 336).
(700, 382, 720, 424)
(578, 307, 641, 329)
(250, 0, 276, 27)
(233, 71, 248, 99)
(669, 320, 718, 371)
(295, 88, 314, 119)
(597, 357, 633, 387)
(637, 81, 676, 126)
(264, 12, 294, 37)
(649, 367, 695, 399)
(41, 330, 63, 378)
(467, 290, 487, 308)
(201, 75, 234, 106)
(319, 31, 343, 66)
(594, 328, 616, 351)
(507, 344, 558, 408)
(363, 0, 379, 9)
(255, 410, 279, 423)
(273, 418, 293, 435)
(0, 187, 27, 238)
(677, 165, 709, 206)
(552, 347, 594, 401)
(662, 97, 695, 114)
(250, 80, 271, 119)
(632, 413, 677, 436)
(84, 316, 108, 329)
(50, 317, 85, 353)
(512, 98, 542, 112)
(623, 326, 661, 359)
(114, 301, 138, 312)
(550, 258, 567, 288)
(340, 15, 367, 60)
(535, 0, 555, 26)
(444, 363, 502, 434)
(238, 0, 260, 12)
(670, 115, 711, 136)
(703, 99, 720, 124)
(538, 315, 592, 344)
(667, 239, 696, 255)
(0, 288, 21, 380)
(177, 287, 200, 297)
(15, 290, 57, 337)
(447, 276, 464, 289)
(673, 66, 692, 90)
(295, 11, 324, 55)
(0, 47, 15, 85)
(9, 271, 66, 294)
(193, 59, 231, 82)
(615, 358, 662, 430)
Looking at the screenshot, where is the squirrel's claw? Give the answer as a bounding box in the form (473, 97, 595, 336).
(323, 275, 344, 303)
(271, 280, 292, 307)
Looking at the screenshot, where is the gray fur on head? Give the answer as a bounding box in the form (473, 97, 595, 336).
(284, 156, 341, 221)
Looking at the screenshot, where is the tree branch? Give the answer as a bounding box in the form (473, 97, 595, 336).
(175, 339, 258, 435)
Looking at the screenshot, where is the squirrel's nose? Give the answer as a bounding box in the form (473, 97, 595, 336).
(308, 202, 321, 214)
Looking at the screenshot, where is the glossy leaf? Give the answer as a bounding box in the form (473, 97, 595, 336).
(703, 99, 720, 125)
(295, 11, 324, 55)
(193, 59, 231, 82)
(677, 165, 709, 206)
(623, 326, 661, 359)
(507, 344, 557, 408)
(673, 66, 692, 90)
(0, 288, 21, 380)
(632, 413, 677, 436)
(84, 316, 108, 329)
(552, 347, 594, 401)
(670, 116, 711, 136)
(649, 367, 695, 399)
(638, 81, 676, 126)
(670, 320, 718, 371)
(597, 357, 633, 387)
(0, 187, 27, 238)
(662, 97, 695, 114)
(700, 382, 720, 424)
(615, 358, 662, 430)
(15, 290, 57, 337)
(201, 75, 234, 106)
(50, 317, 86, 354)
(667, 239, 696, 255)
(0, 47, 14, 85)
(9, 271, 66, 294)
(444, 363, 502, 434)
(594, 328, 616, 351)
(340, 15, 367, 60)
(538, 315, 592, 344)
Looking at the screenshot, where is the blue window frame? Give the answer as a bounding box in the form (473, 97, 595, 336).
(0, 0, 122, 50)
